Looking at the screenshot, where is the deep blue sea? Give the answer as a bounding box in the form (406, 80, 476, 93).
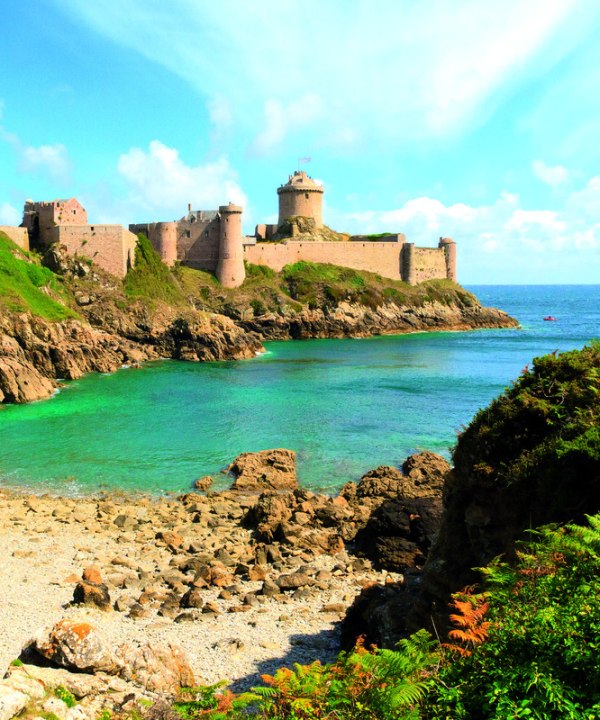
(0, 285, 597, 495)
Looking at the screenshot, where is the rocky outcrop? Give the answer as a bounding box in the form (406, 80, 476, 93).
(229, 448, 298, 492)
(0, 307, 263, 405)
(243, 452, 448, 569)
(0, 313, 150, 404)
(242, 299, 518, 341)
(8, 619, 195, 719)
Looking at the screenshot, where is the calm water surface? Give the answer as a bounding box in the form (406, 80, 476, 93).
(0, 285, 597, 494)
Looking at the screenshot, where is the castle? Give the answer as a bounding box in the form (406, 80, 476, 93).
(2, 170, 456, 286)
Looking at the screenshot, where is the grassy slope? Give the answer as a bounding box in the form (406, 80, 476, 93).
(123, 234, 187, 306)
(0, 231, 77, 321)
(176, 259, 479, 317)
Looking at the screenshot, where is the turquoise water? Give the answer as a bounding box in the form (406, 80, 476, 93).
(0, 285, 598, 495)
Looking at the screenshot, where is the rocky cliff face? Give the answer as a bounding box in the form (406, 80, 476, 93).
(0, 308, 263, 404)
(241, 299, 518, 340)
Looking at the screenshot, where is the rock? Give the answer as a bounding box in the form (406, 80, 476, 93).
(249, 493, 294, 540)
(228, 449, 298, 492)
(117, 641, 195, 693)
(72, 568, 112, 612)
(180, 588, 204, 609)
(260, 577, 280, 598)
(401, 452, 450, 496)
(29, 620, 121, 674)
(156, 530, 184, 549)
(194, 476, 213, 491)
(354, 496, 442, 571)
(276, 570, 315, 590)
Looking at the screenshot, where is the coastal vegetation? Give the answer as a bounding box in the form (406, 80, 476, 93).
(0, 231, 76, 321)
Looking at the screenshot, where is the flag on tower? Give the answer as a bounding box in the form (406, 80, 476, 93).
(299, 156, 312, 164)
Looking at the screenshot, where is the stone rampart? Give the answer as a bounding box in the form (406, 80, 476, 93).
(52, 225, 137, 278)
(245, 240, 403, 281)
(176, 217, 221, 272)
(410, 247, 448, 283)
(0, 226, 29, 251)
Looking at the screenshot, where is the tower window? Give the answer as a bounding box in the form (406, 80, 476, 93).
(305, 193, 309, 199)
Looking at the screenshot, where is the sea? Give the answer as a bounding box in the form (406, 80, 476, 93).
(0, 285, 598, 496)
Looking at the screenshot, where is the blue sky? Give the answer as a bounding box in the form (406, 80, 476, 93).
(1, 0, 600, 283)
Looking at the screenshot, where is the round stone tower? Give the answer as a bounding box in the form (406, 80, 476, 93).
(438, 237, 457, 282)
(277, 170, 324, 229)
(216, 203, 245, 288)
(154, 222, 178, 267)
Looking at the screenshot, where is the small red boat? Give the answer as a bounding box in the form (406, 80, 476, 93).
(543, 316, 557, 321)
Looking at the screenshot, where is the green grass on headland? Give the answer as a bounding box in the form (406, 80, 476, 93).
(177, 259, 477, 318)
(123, 234, 187, 306)
(0, 231, 77, 320)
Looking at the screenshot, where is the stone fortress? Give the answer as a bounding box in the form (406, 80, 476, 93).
(2, 170, 456, 286)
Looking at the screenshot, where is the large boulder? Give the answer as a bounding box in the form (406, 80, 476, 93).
(229, 449, 298, 492)
(117, 641, 195, 693)
(28, 620, 121, 675)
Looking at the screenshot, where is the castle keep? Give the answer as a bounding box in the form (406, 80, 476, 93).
(5, 170, 456, 287)
(20, 198, 137, 278)
(132, 170, 456, 288)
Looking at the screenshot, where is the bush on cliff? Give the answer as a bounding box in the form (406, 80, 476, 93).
(0, 231, 76, 320)
(124, 234, 186, 305)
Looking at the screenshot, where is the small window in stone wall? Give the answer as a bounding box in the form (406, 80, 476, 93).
(186, 230, 191, 238)
(305, 193, 309, 199)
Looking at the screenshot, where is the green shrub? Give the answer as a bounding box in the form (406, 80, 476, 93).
(250, 298, 268, 316)
(123, 234, 186, 305)
(54, 686, 76, 708)
(430, 516, 600, 718)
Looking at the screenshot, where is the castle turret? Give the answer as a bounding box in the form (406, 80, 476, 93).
(400, 243, 416, 285)
(277, 170, 324, 229)
(154, 222, 178, 267)
(439, 237, 457, 282)
(216, 203, 245, 288)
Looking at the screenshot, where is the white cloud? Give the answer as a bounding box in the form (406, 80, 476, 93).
(532, 159, 569, 186)
(249, 94, 323, 155)
(19, 143, 71, 183)
(51, 0, 593, 149)
(117, 140, 247, 220)
(0, 202, 20, 225)
(207, 95, 233, 146)
(0, 118, 71, 184)
(328, 177, 599, 282)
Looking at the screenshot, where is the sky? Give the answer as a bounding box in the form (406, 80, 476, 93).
(1, 0, 600, 283)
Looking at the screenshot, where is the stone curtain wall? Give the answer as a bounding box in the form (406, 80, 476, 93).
(411, 247, 448, 283)
(0, 226, 29, 251)
(177, 218, 221, 272)
(245, 241, 403, 281)
(52, 225, 137, 278)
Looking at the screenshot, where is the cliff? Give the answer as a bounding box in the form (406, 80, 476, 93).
(0, 232, 517, 405)
(342, 343, 600, 648)
(414, 341, 600, 632)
